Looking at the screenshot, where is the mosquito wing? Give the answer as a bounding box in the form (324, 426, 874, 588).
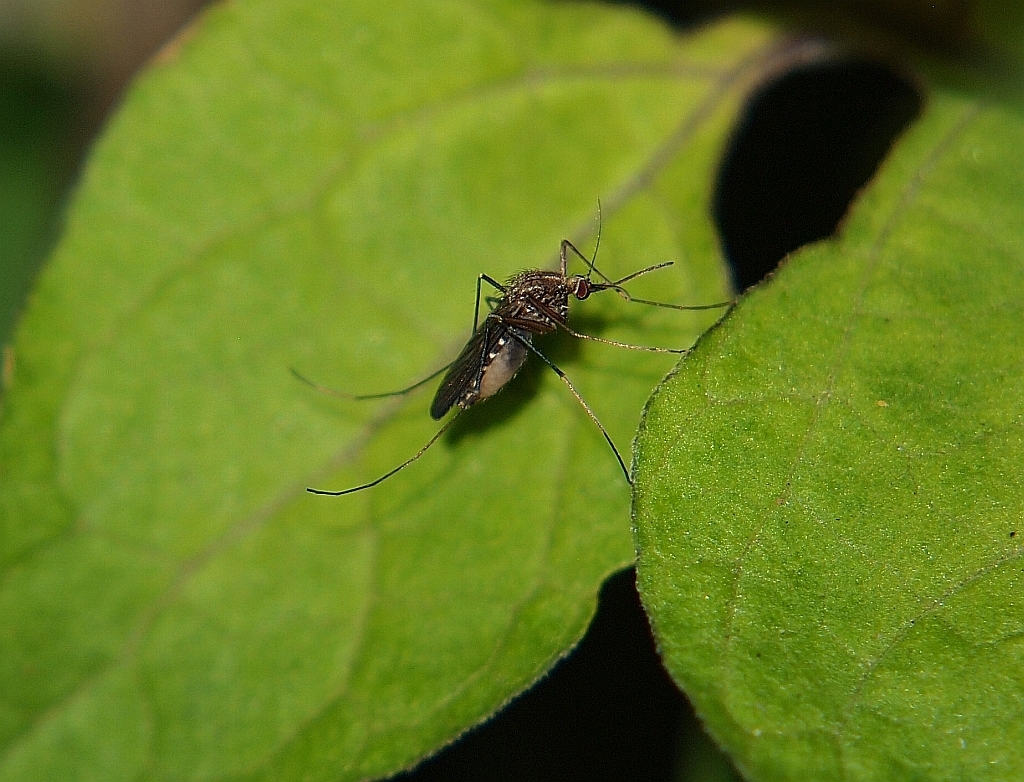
(430, 327, 490, 420)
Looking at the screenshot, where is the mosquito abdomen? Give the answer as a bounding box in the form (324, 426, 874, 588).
(476, 334, 529, 401)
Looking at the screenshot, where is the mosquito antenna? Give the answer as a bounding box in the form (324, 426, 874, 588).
(307, 411, 462, 495)
(567, 200, 618, 289)
(291, 365, 451, 401)
(587, 198, 603, 282)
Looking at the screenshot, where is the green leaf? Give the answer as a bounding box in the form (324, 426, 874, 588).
(635, 89, 1024, 780)
(0, 2, 769, 779)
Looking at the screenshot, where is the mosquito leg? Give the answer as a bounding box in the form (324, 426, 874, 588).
(559, 238, 573, 276)
(556, 324, 689, 353)
(561, 239, 601, 279)
(509, 332, 632, 485)
(562, 237, 615, 286)
(503, 310, 685, 353)
(620, 296, 735, 311)
(290, 363, 452, 401)
(508, 294, 684, 353)
(606, 262, 673, 288)
(602, 265, 735, 310)
(561, 238, 589, 269)
(307, 412, 463, 495)
(474, 274, 506, 332)
(565, 236, 736, 310)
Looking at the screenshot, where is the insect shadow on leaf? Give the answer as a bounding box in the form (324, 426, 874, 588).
(295, 227, 732, 496)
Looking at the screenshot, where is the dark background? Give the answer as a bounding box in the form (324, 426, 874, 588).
(1, 1, 929, 778)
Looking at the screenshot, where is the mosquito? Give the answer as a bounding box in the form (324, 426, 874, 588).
(297, 237, 731, 495)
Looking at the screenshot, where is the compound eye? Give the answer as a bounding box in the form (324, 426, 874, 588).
(573, 277, 591, 300)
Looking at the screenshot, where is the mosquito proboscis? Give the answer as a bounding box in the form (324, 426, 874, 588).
(299, 235, 732, 495)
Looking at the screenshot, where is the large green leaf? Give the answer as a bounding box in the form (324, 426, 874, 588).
(636, 89, 1024, 780)
(0, 2, 771, 779)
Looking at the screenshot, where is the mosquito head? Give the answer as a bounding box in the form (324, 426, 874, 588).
(568, 275, 593, 300)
